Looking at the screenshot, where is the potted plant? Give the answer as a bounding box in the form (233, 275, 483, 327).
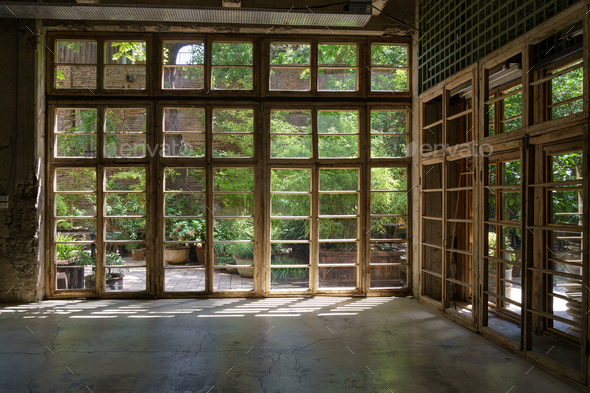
(55, 234, 84, 289)
(81, 250, 126, 290)
(229, 243, 254, 278)
(165, 219, 205, 264)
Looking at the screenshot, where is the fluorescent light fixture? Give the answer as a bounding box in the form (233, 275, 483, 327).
(0, 3, 371, 27)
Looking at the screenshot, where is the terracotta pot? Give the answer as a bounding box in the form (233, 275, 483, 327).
(165, 247, 190, 264)
(132, 249, 145, 261)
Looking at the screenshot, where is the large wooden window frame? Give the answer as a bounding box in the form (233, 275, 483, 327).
(46, 33, 412, 298)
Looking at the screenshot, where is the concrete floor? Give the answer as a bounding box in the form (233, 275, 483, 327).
(0, 297, 581, 393)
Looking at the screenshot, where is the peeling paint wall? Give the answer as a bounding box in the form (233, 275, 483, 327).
(0, 19, 46, 303)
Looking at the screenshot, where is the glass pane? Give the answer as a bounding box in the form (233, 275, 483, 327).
(488, 164, 497, 185)
(56, 66, 97, 90)
(501, 227, 522, 253)
(503, 89, 522, 118)
(271, 43, 310, 65)
(270, 67, 310, 91)
(55, 109, 97, 157)
(105, 108, 146, 133)
(501, 161, 521, 185)
(319, 267, 356, 288)
(212, 109, 254, 157)
(214, 168, 254, 192)
(105, 168, 145, 191)
(319, 194, 357, 216)
(106, 218, 146, 241)
(319, 169, 358, 191)
(318, 110, 358, 134)
(373, 217, 407, 240)
(500, 191, 521, 221)
(370, 69, 408, 92)
(104, 66, 146, 90)
(106, 193, 145, 216)
(165, 218, 206, 242)
(549, 231, 583, 265)
(105, 42, 146, 64)
(55, 168, 96, 191)
(271, 268, 309, 290)
(371, 264, 407, 288)
(212, 67, 253, 90)
(371, 110, 407, 133)
(165, 243, 205, 266)
(165, 194, 205, 217)
(212, 43, 253, 65)
(318, 135, 358, 158)
(370, 242, 408, 264)
(104, 41, 147, 90)
(165, 268, 206, 292)
(213, 219, 254, 241)
(107, 242, 146, 263)
(271, 219, 310, 241)
(56, 135, 97, 158)
(271, 135, 312, 158)
(162, 42, 205, 89)
(56, 41, 97, 64)
(422, 192, 442, 218)
(271, 110, 311, 134)
(213, 266, 254, 291)
(270, 43, 311, 91)
(318, 68, 357, 91)
(551, 151, 583, 182)
(271, 243, 309, 266)
(319, 243, 357, 264)
(165, 168, 206, 192)
(319, 218, 357, 240)
(271, 169, 310, 192)
(55, 194, 96, 217)
(550, 189, 583, 225)
(371, 168, 407, 190)
(213, 134, 253, 158)
(371, 134, 407, 158)
(214, 194, 254, 217)
(318, 44, 356, 66)
(271, 194, 310, 217)
(371, 45, 407, 67)
(104, 267, 146, 292)
(370, 192, 407, 215)
(55, 239, 95, 265)
(371, 243, 408, 289)
(56, 218, 97, 239)
(551, 63, 583, 119)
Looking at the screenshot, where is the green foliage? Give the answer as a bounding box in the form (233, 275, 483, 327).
(109, 42, 146, 64)
(371, 45, 407, 67)
(55, 234, 81, 260)
(229, 243, 254, 259)
(551, 62, 583, 120)
(270, 44, 310, 65)
(166, 219, 206, 248)
(211, 43, 253, 89)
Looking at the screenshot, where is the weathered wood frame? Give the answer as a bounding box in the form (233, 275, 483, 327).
(418, 1, 590, 389)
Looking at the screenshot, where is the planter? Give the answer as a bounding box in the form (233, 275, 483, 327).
(318, 251, 356, 283)
(132, 249, 145, 261)
(234, 256, 254, 277)
(165, 247, 190, 264)
(56, 258, 85, 290)
(195, 245, 205, 265)
(84, 274, 125, 290)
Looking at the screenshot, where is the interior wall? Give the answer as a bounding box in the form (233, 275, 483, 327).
(0, 19, 46, 303)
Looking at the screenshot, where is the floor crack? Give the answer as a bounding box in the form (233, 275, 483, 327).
(259, 350, 283, 393)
